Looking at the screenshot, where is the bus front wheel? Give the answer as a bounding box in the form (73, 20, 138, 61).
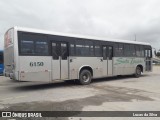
(79, 70, 92, 85)
(134, 66, 142, 78)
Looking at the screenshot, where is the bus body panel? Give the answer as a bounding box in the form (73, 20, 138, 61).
(51, 57, 69, 80)
(18, 56, 51, 81)
(108, 60, 113, 76)
(69, 57, 103, 79)
(113, 57, 145, 75)
(52, 57, 61, 80)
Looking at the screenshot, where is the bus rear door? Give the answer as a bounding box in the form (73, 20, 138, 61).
(145, 49, 152, 71)
(102, 46, 113, 76)
(52, 41, 69, 80)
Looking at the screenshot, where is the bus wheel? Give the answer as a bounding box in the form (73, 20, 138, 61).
(79, 70, 92, 85)
(134, 66, 141, 78)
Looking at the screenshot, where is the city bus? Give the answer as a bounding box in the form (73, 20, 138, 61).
(0, 50, 4, 75)
(4, 27, 152, 85)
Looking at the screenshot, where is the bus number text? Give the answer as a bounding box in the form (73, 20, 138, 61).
(30, 62, 44, 67)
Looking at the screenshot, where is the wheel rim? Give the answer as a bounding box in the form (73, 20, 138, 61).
(82, 73, 90, 82)
(137, 67, 141, 75)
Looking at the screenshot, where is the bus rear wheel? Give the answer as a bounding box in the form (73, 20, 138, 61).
(134, 66, 142, 78)
(79, 70, 92, 85)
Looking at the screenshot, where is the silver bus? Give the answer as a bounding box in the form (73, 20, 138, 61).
(4, 27, 152, 85)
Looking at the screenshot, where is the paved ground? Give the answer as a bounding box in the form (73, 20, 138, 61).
(0, 66, 160, 120)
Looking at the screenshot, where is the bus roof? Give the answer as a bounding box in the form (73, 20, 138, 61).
(13, 26, 151, 46)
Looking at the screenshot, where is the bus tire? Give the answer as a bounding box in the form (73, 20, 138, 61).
(134, 66, 141, 78)
(79, 70, 92, 85)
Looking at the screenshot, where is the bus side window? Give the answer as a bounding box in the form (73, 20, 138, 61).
(140, 46, 144, 57)
(61, 43, 68, 60)
(95, 45, 101, 57)
(136, 46, 140, 57)
(108, 46, 113, 60)
(124, 44, 130, 57)
(52, 42, 59, 59)
(21, 40, 34, 54)
(103, 46, 107, 60)
(70, 44, 75, 56)
(130, 45, 136, 56)
(35, 41, 49, 55)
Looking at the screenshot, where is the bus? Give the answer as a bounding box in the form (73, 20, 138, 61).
(4, 27, 152, 85)
(0, 50, 4, 75)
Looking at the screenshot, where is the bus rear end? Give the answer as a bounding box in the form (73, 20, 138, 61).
(4, 28, 15, 79)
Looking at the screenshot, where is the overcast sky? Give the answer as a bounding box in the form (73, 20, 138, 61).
(0, 0, 160, 50)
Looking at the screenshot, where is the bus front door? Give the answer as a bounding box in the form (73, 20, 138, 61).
(52, 42, 69, 80)
(145, 49, 152, 71)
(102, 46, 113, 76)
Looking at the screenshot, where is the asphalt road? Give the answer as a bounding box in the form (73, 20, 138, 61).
(0, 66, 160, 120)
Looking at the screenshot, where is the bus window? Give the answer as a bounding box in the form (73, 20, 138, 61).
(86, 41, 94, 56)
(21, 40, 34, 54)
(145, 49, 152, 58)
(124, 44, 130, 56)
(61, 43, 68, 60)
(130, 45, 136, 56)
(136, 46, 140, 57)
(35, 41, 49, 55)
(70, 44, 75, 56)
(95, 45, 101, 57)
(115, 43, 123, 57)
(140, 46, 144, 57)
(108, 46, 113, 60)
(103, 46, 107, 60)
(52, 42, 59, 59)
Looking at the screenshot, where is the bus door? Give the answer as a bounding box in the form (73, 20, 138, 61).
(107, 46, 113, 75)
(52, 41, 69, 80)
(145, 49, 152, 71)
(102, 46, 113, 76)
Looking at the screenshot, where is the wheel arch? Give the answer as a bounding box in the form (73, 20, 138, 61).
(136, 64, 143, 73)
(78, 65, 93, 79)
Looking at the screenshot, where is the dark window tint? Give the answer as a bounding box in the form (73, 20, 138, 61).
(21, 40, 34, 54)
(35, 41, 48, 55)
(76, 44, 83, 56)
(136, 46, 141, 57)
(130, 45, 136, 56)
(103, 46, 107, 60)
(124, 44, 130, 56)
(76, 40, 94, 56)
(70, 44, 75, 56)
(19, 33, 49, 56)
(118, 44, 124, 56)
(115, 43, 124, 56)
(86, 41, 94, 56)
(108, 46, 113, 60)
(61, 43, 68, 60)
(0, 52, 3, 64)
(140, 46, 144, 57)
(52, 42, 59, 59)
(95, 45, 101, 57)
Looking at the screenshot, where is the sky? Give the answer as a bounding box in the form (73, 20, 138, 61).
(0, 0, 160, 50)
